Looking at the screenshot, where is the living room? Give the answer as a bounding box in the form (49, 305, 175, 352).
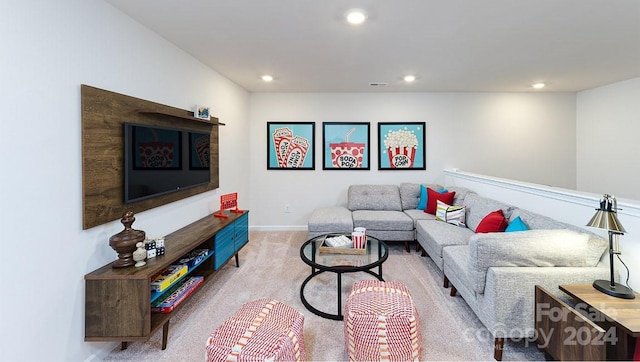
(2, 1, 639, 361)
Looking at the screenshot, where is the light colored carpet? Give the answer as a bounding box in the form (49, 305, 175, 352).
(104, 231, 545, 361)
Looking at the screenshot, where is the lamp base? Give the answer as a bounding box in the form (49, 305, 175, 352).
(593, 279, 636, 299)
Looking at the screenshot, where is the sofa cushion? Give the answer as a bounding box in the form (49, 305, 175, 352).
(307, 206, 353, 232)
(509, 208, 608, 266)
(444, 186, 476, 207)
(463, 193, 514, 232)
(403, 209, 437, 226)
(425, 188, 456, 214)
(415, 219, 473, 259)
(475, 210, 508, 233)
(442, 245, 475, 298)
(467, 229, 591, 293)
(399, 183, 442, 210)
(348, 185, 402, 211)
(352, 210, 414, 231)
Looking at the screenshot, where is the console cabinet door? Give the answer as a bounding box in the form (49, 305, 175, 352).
(234, 213, 249, 250)
(214, 224, 235, 270)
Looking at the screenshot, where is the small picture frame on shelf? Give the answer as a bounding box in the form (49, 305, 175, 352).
(194, 105, 210, 120)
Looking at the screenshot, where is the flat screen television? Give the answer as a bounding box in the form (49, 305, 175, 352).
(124, 122, 211, 204)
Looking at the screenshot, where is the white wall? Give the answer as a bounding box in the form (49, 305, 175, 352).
(249, 92, 577, 228)
(0, 1, 249, 361)
(576, 77, 640, 200)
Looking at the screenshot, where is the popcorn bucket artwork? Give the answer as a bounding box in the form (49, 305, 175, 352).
(323, 122, 370, 170)
(378, 122, 426, 170)
(267, 122, 315, 170)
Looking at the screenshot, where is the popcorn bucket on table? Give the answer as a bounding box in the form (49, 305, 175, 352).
(354, 227, 366, 238)
(352, 231, 366, 249)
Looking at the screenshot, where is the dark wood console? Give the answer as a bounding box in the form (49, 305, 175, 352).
(535, 284, 639, 360)
(85, 210, 249, 350)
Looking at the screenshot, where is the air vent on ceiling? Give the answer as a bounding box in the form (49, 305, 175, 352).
(369, 82, 389, 87)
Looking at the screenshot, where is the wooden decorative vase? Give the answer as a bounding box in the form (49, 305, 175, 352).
(109, 210, 146, 268)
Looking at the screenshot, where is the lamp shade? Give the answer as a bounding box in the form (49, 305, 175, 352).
(586, 209, 626, 233)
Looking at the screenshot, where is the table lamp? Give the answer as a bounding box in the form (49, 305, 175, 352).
(586, 194, 635, 299)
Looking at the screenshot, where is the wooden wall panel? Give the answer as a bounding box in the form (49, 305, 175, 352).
(81, 85, 220, 229)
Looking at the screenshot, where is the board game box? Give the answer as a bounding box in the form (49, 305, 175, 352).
(176, 249, 210, 270)
(150, 264, 188, 292)
(151, 276, 204, 313)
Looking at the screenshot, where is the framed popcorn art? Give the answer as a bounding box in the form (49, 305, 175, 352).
(322, 122, 370, 170)
(377, 122, 426, 170)
(267, 122, 315, 170)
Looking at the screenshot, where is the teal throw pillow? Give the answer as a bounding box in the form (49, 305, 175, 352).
(506, 216, 530, 232)
(416, 185, 448, 210)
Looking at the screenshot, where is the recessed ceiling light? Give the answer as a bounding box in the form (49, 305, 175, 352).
(532, 82, 545, 89)
(261, 75, 274, 82)
(404, 75, 416, 83)
(346, 9, 367, 25)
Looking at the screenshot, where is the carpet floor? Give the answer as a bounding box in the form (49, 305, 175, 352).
(104, 230, 545, 361)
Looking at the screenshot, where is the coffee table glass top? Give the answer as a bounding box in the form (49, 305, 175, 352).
(300, 234, 388, 271)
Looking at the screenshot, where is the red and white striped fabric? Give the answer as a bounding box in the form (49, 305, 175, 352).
(206, 299, 305, 362)
(344, 280, 421, 361)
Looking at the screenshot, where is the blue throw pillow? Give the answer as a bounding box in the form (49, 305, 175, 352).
(505, 216, 529, 232)
(416, 185, 448, 210)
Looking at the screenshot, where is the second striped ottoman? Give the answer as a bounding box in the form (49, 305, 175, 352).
(206, 299, 305, 362)
(344, 280, 421, 361)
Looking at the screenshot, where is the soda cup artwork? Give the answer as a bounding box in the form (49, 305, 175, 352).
(352, 231, 365, 248)
(383, 128, 419, 168)
(329, 127, 365, 168)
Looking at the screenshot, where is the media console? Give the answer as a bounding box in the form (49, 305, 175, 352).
(84, 210, 249, 350)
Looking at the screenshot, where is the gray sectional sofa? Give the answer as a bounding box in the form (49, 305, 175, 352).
(307, 183, 609, 360)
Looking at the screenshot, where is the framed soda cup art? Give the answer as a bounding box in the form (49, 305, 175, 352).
(322, 122, 370, 170)
(267, 122, 316, 170)
(378, 122, 426, 170)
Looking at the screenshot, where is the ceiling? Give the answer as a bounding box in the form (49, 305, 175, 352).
(106, 0, 640, 93)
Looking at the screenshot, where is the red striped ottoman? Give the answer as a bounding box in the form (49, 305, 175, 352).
(206, 299, 305, 362)
(344, 280, 421, 361)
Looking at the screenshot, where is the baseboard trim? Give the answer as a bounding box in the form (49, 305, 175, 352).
(250, 225, 308, 231)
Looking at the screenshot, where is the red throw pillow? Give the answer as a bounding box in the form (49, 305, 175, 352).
(475, 210, 508, 233)
(425, 188, 455, 215)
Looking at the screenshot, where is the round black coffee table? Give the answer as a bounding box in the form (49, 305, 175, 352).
(299, 234, 388, 320)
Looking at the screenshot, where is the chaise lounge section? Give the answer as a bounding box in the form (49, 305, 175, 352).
(307, 183, 441, 251)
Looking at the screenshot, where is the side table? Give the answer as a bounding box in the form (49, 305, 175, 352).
(535, 284, 639, 360)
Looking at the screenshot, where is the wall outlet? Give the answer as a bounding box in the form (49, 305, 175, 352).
(284, 204, 291, 213)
